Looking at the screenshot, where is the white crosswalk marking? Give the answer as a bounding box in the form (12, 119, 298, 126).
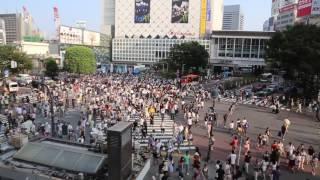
(220, 97, 289, 110)
(129, 114, 195, 151)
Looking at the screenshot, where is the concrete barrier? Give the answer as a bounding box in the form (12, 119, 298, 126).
(136, 158, 151, 180)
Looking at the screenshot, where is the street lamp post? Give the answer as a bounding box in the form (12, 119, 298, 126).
(182, 64, 186, 75)
(206, 125, 214, 162)
(41, 82, 55, 137)
(237, 135, 243, 166)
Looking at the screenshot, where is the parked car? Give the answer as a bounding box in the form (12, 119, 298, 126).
(16, 74, 32, 85)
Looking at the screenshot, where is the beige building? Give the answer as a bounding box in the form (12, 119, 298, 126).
(19, 41, 53, 73)
(20, 41, 49, 55)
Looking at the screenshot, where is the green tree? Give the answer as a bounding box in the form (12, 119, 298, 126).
(45, 58, 59, 78)
(165, 41, 209, 75)
(64, 46, 96, 74)
(0, 45, 33, 75)
(266, 24, 320, 98)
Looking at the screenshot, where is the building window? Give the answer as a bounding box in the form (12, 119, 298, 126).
(234, 38, 242, 58)
(242, 39, 251, 58)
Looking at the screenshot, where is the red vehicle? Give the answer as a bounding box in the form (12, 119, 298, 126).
(180, 74, 199, 84)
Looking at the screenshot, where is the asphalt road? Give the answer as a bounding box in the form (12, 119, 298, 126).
(146, 98, 320, 180)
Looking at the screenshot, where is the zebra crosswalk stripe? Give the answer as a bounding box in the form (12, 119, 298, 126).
(220, 97, 289, 110)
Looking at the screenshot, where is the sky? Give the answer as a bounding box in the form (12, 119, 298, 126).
(224, 0, 272, 30)
(0, 0, 271, 38)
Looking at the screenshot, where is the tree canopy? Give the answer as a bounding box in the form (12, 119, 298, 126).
(64, 46, 96, 74)
(45, 58, 59, 78)
(0, 45, 33, 75)
(266, 24, 320, 98)
(164, 41, 209, 75)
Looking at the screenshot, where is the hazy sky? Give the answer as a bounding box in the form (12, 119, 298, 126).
(0, 0, 271, 37)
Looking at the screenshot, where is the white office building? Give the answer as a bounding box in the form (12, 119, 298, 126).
(223, 5, 244, 31)
(112, 38, 210, 64)
(275, 3, 298, 31)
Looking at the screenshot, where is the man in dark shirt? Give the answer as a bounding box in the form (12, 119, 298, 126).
(244, 151, 252, 174)
(216, 164, 225, 180)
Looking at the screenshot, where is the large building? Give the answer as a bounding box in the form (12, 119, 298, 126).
(223, 5, 244, 31)
(0, 14, 22, 44)
(210, 31, 273, 69)
(106, 0, 224, 65)
(263, 17, 275, 31)
(112, 38, 210, 64)
(266, 0, 320, 31)
(115, 0, 205, 39)
(101, 0, 116, 37)
(0, 13, 40, 44)
(0, 19, 6, 45)
(102, 0, 224, 39)
(58, 25, 111, 67)
(275, 3, 298, 31)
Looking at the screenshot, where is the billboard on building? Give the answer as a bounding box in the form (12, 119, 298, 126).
(171, 0, 189, 23)
(134, 0, 150, 23)
(83, 30, 100, 46)
(281, 0, 299, 7)
(279, 3, 296, 13)
(206, 0, 212, 33)
(199, 0, 207, 37)
(59, 26, 82, 44)
(312, 0, 320, 15)
(297, 0, 313, 17)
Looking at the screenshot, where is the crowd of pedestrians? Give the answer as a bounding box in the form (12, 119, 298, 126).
(0, 72, 319, 180)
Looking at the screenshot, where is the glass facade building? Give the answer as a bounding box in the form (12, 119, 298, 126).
(210, 31, 273, 68)
(112, 38, 210, 64)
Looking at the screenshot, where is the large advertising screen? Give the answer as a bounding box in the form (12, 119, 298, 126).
(134, 0, 150, 23)
(297, 0, 313, 17)
(171, 0, 189, 23)
(59, 26, 82, 45)
(312, 0, 320, 15)
(83, 30, 100, 46)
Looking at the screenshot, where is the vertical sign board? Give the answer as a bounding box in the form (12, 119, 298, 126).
(312, 0, 320, 15)
(297, 0, 313, 17)
(107, 122, 132, 180)
(206, 0, 212, 34)
(172, 0, 189, 23)
(199, 0, 207, 37)
(134, 0, 151, 23)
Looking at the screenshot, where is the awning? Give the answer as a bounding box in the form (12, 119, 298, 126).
(13, 142, 106, 174)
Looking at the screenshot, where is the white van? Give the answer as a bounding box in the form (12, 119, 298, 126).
(6, 81, 19, 93)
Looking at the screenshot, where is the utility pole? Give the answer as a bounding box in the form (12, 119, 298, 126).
(41, 78, 55, 137)
(206, 126, 214, 162)
(182, 64, 186, 75)
(237, 133, 244, 166)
